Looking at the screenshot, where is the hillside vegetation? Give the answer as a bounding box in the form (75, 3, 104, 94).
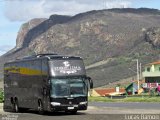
(0, 8, 160, 87)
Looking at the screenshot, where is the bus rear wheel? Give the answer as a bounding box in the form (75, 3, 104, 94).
(38, 100, 44, 114)
(13, 99, 19, 113)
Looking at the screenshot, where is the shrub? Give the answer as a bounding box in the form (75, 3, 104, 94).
(0, 89, 4, 103)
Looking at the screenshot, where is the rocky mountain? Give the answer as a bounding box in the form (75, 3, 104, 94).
(0, 8, 160, 87)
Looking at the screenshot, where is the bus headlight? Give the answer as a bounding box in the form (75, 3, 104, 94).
(79, 101, 87, 105)
(51, 102, 61, 106)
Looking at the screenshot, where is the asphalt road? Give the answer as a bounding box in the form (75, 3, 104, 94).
(0, 113, 128, 120)
(1, 102, 160, 120)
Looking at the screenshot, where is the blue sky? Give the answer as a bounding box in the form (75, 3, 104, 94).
(0, 0, 160, 55)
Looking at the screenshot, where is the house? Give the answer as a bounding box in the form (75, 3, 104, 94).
(142, 61, 160, 88)
(91, 88, 125, 96)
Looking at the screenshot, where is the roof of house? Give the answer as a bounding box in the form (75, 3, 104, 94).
(94, 88, 125, 96)
(146, 61, 160, 66)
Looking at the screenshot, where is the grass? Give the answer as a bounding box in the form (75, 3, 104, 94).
(123, 96, 160, 102)
(0, 89, 4, 103)
(89, 96, 117, 102)
(89, 96, 160, 102)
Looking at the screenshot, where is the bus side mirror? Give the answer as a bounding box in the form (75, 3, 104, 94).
(87, 76, 93, 89)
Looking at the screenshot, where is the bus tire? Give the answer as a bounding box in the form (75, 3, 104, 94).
(14, 99, 19, 113)
(38, 100, 44, 114)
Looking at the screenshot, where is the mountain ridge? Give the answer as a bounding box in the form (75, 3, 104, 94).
(0, 8, 160, 87)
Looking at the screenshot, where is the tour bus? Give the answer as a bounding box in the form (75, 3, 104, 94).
(3, 54, 93, 114)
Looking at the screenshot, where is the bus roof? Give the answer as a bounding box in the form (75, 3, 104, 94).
(23, 54, 82, 60)
(5, 54, 82, 65)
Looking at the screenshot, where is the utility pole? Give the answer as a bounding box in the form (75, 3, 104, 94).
(136, 59, 140, 90)
(139, 63, 142, 80)
(130, 59, 141, 92)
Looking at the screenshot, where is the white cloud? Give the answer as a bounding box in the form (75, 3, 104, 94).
(0, 31, 18, 56)
(0, 45, 13, 52)
(0, 32, 17, 47)
(4, 0, 49, 21)
(0, 31, 16, 55)
(103, 0, 132, 9)
(4, 0, 132, 22)
(0, 45, 14, 55)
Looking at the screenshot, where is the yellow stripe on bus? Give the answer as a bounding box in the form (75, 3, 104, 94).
(4, 67, 47, 76)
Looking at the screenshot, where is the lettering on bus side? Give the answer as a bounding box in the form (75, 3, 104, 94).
(49, 60, 86, 76)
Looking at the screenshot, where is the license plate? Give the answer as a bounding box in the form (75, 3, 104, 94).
(74, 105, 78, 107)
(68, 107, 74, 110)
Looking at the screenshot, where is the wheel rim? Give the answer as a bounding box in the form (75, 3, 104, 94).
(39, 102, 42, 111)
(38, 101, 44, 114)
(14, 101, 19, 112)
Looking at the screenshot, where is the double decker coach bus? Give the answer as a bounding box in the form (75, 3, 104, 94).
(3, 54, 93, 114)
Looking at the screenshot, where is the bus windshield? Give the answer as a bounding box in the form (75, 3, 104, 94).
(50, 78, 87, 98)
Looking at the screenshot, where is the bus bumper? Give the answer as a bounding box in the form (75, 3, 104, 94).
(50, 104, 87, 112)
